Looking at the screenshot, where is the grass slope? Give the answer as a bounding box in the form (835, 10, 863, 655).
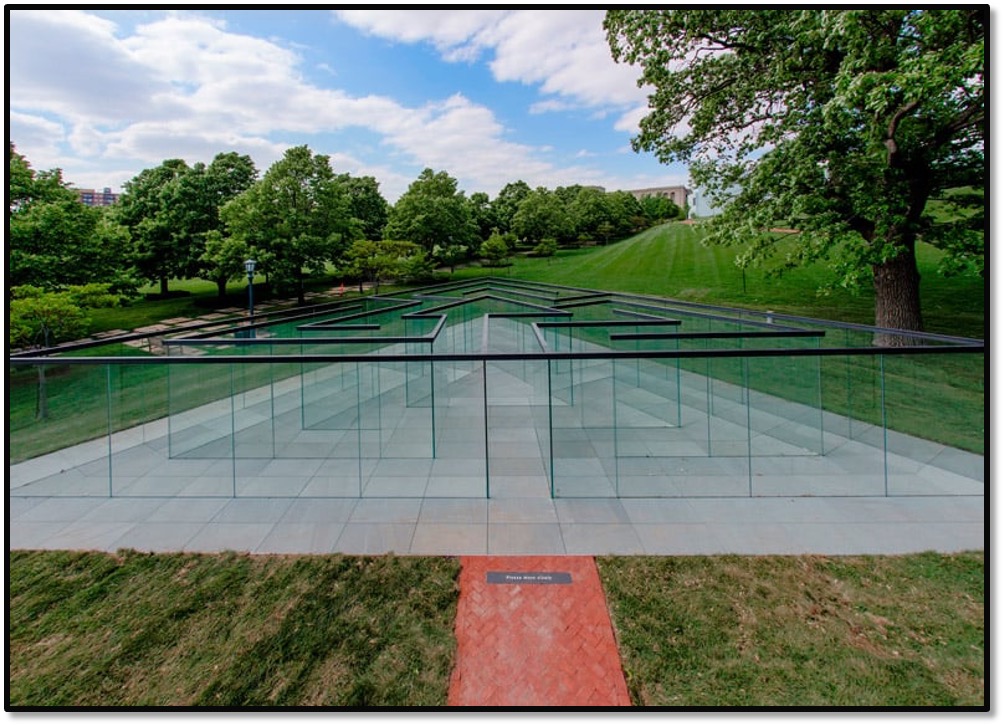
(457, 222, 985, 339)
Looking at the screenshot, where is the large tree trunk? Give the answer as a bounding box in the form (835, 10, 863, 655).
(216, 277, 227, 299)
(159, 276, 169, 296)
(872, 238, 923, 346)
(296, 267, 306, 306)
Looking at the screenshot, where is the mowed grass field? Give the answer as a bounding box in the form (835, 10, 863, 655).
(457, 222, 985, 339)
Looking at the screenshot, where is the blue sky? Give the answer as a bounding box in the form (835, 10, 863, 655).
(8, 8, 692, 204)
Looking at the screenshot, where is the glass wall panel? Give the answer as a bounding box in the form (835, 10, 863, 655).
(426, 358, 487, 497)
(881, 352, 984, 496)
(109, 361, 173, 497)
(551, 359, 616, 497)
(168, 361, 234, 462)
(9, 362, 112, 496)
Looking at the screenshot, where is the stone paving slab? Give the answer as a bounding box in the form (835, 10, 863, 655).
(6, 493, 984, 556)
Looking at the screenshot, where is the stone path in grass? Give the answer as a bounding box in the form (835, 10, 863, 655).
(447, 555, 631, 707)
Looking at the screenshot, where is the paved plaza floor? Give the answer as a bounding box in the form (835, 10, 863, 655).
(9, 356, 984, 557)
(8, 366, 984, 556)
(8, 486, 983, 556)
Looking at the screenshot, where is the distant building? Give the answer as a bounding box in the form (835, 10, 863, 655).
(625, 185, 691, 208)
(74, 187, 120, 207)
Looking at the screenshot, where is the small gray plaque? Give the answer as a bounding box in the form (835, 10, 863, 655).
(487, 571, 572, 585)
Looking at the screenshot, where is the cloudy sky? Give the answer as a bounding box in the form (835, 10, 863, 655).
(8, 8, 691, 203)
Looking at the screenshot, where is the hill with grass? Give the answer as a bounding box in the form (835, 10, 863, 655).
(458, 222, 984, 339)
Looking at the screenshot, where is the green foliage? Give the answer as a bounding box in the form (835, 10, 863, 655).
(338, 173, 389, 241)
(431, 243, 469, 274)
(119, 152, 256, 297)
(342, 239, 427, 292)
(512, 187, 574, 244)
(479, 232, 511, 267)
(638, 194, 682, 224)
(468, 191, 498, 242)
(116, 159, 192, 294)
(384, 168, 478, 252)
(605, 9, 985, 332)
(531, 238, 558, 257)
(65, 283, 121, 309)
(395, 250, 439, 285)
(8, 145, 133, 293)
(222, 146, 356, 304)
(198, 231, 253, 298)
(9, 289, 90, 349)
(490, 180, 531, 235)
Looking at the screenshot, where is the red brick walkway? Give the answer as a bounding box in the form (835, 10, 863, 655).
(447, 556, 632, 707)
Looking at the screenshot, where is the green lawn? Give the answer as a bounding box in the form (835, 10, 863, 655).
(453, 222, 985, 339)
(8, 551, 459, 707)
(598, 552, 984, 707)
(8, 550, 984, 708)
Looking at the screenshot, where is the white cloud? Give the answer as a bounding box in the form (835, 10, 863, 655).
(334, 9, 507, 58)
(529, 99, 579, 115)
(8, 10, 675, 202)
(335, 9, 650, 128)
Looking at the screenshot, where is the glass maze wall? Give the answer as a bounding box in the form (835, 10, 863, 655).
(8, 281, 985, 499)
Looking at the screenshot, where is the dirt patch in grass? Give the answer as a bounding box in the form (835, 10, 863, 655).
(597, 552, 984, 708)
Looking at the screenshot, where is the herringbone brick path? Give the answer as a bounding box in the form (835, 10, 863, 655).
(447, 556, 631, 707)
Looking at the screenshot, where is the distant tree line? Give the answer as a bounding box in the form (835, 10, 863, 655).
(8, 142, 683, 347)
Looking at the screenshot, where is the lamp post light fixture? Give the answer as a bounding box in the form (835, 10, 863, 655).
(244, 258, 256, 325)
(244, 258, 258, 339)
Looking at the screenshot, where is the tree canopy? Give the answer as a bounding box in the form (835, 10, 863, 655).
(116, 158, 193, 295)
(9, 145, 132, 293)
(384, 168, 478, 253)
(338, 173, 389, 241)
(222, 145, 357, 305)
(605, 8, 985, 335)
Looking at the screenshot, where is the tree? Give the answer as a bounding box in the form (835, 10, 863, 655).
(384, 168, 478, 253)
(480, 232, 511, 267)
(337, 174, 389, 241)
(431, 242, 469, 274)
(9, 286, 90, 350)
(606, 9, 985, 337)
(222, 146, 357, 305)
(569, 186, 612, 241)
(8, 145, 133, 293)
(153, 152, 257, 295)
(198, 231, 252, 299)
(117, 159, 191, 295)
(512, 188, 574, 245)
(468, 191, 499, 242)
(491, 180, 532, 235)
(342, 239, 423, 294)
(638, 194, 682, 225)
(10, 284, 117, 419)
(606, 190, 645, 237)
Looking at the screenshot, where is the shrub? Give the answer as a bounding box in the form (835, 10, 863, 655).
(531, 238, 558, 257)
(480, 234, 511, 267)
